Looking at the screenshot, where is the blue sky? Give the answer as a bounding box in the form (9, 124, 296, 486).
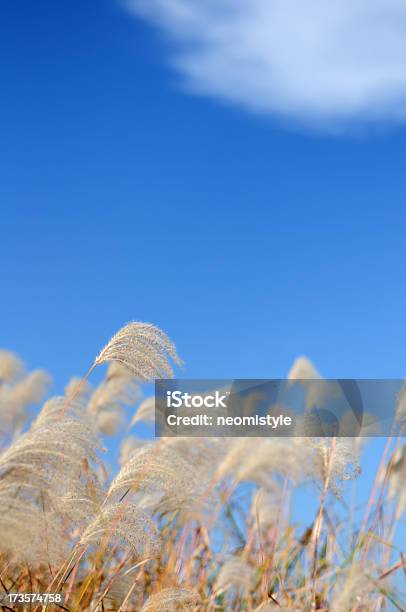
(2, 0, 406, 391)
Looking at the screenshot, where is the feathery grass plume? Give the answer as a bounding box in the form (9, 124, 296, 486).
(0, 367, 51, 437)
(148, 437, 223, 514)
(0, 349, 24, 383)
(287, 355, 321, 381)
(94, 322, 182, 380)
(0, 490, 68, 566)
(65, 376, 93, 402)
(131, 396, 155, 427)
(0, 392, 105, 562)
(95, 409, 125, 436)
(215, 556, 254, 595)
(162, 436, 224, 472)
(250, 488, 278, 531)
(88, 363, 142, 435)
(10, 369, 51, 406)
(0, 385, 23, 435)
(108, 443, 198, 513)
(287, 357, 362, 494)
(80, 502, 161, 558)
(140, 587, 199, 611)
(287, 355, 337, 410)
(216, 438, 308, 488)
(330, 568, 375, 612)
(108, 441, 215, 517)
(310, 437, 361, 496)
(120, 436, 147, 465)
(31, 395, 89, 428)
(388, 444, 406, 518)
(58, 487, 103, 527)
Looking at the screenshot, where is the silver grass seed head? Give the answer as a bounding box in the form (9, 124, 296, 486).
(88, 366, 142, 435)
(250, 488, 278, 529)
(216, 437, 308, 486)
(0, 368, 51, 434)
(58, 480, 105, 526)
(287, 356, 337, 411)
(162, 436, 224, 470)
(131, 396, 156, 427)
(119, 436, 147, 465)
(330, 569, 375, 612)
(0, 423, 103, 501)
(140, 587, 200, 612)
(108, 442, 215, 516)
(10, 370, 52, 406)
(96, 408, 124, 435)
(65, 376, 93, 402)
(0, 350, 25, 383)
(94, 322, 182, 381)
(31, 395, 90, 428)
(80, 502, 161, 558)
(310, 437, 361, 496)
(0, 394, 105, 517)
(0, 501, 68, 567)
(215, 556, 253, 595)
(88, 370, 142, 416)
(287, 356, 321, 381)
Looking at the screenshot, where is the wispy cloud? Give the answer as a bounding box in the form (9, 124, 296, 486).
(126, 0, 406, 127)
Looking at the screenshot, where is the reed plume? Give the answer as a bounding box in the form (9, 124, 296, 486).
(119, 435, 146, 465)
(94, 322, 182, 380)
(131, 396, 156, 427)
(0, 391, 104, 566)
(140, 587, 199, 611)
(0, 349, 24, 383)
(88, 363, 142, 435)
(0, 360, 51, 437)
(108, 441, 215, 517)
(215, 556, 254, 595)
(79, 502, 161, 558)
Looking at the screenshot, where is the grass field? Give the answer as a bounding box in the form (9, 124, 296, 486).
(0, 322, 404, 611)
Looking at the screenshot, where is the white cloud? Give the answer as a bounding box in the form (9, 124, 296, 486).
(126, 0, 406, 126)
